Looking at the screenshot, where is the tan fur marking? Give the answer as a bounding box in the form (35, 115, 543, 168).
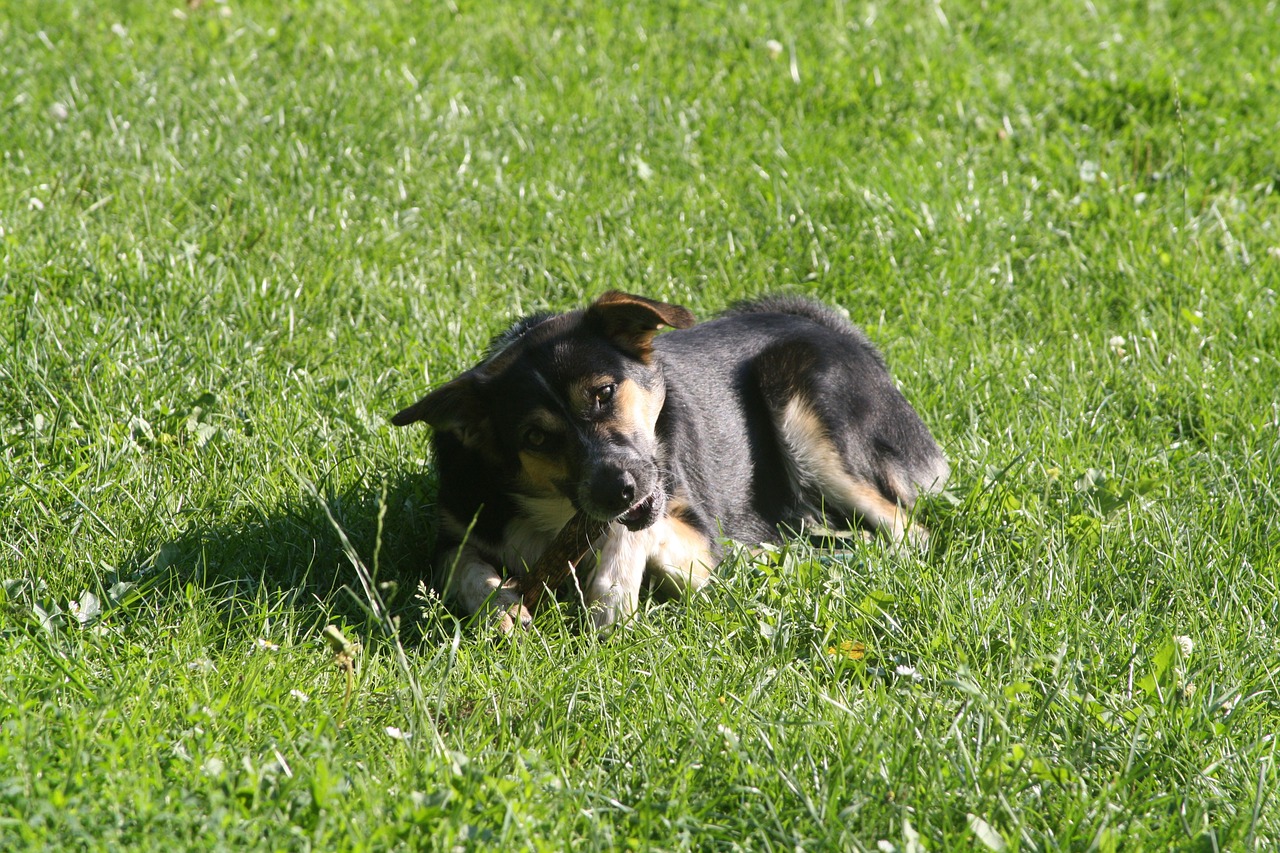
(647, 514, 714, 591)
(665, 496, 693, 519)
(584, 513, 715, 632)
(524, 408, 566, 432)
(612, 377, 664, 433)
(778, 397, 922, 544)
(517, 451, 570, 498)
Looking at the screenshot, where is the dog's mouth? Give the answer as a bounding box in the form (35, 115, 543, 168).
(615, 490, 663, 531)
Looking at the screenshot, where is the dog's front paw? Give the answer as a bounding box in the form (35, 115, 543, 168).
(494, 601, 533, 635)
(479, 582, 532, 635)
(905, 523, 930, 550)
(586, 586, 639, 635)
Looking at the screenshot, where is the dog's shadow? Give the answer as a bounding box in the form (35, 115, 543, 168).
(127, 470, 447, 642)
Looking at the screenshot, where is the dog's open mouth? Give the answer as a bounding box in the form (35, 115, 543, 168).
(616, 491, 662, 531)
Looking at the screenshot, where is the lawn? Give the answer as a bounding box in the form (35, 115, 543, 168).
(2, 0, 1278, 849)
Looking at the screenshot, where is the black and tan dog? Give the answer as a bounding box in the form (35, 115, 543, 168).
(392, 292, 948, 632)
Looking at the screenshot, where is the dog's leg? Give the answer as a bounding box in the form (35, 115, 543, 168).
(583, 525, 651, 632)
(584, 516, 716, 630)
(439, 544, 532, 633)
(754, 335, 947, 548)
(776, 396, 928, 546)
(645, 512, 715, 596)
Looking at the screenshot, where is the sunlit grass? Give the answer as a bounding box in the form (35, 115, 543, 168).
(2, 0, 1278, 848)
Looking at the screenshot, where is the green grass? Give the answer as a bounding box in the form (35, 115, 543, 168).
(3, 0, 1278, 848)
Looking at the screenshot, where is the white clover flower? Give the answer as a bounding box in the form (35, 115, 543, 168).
(1174, 635, 1194, 657)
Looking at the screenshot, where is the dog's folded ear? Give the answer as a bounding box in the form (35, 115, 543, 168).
(586, 291, 696, 361)
(391, 372, 490, 448)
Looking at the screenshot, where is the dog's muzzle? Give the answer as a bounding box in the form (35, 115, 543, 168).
(581, 458, 663, 530)
(614, 489, 665, 531)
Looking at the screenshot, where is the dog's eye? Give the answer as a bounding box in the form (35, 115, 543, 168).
(593, 384, 616, 406)
(522, 427, 547, 449)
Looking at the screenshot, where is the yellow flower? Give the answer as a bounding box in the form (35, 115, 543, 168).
(826, 640, 866, 660)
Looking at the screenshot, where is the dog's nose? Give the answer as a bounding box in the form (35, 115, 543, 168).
(587, 468, 638, 514)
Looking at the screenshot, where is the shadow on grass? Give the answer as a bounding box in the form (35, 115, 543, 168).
(127, 470, 446, 642)
(118, 464, 975, 650)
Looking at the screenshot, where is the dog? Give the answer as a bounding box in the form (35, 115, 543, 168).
(392, 291, 949, 632)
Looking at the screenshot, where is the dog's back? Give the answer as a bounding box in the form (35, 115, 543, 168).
(654, 296, 949, 545)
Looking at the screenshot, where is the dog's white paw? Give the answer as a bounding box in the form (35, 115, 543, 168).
(479, 581, 532, 635)
(587, 586, 638, 634)
(494, 602, 533, 635)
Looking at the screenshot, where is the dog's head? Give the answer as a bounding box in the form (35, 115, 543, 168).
(392, 291, 696, 530)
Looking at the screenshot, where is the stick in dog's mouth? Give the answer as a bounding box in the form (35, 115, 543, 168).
(518, 490, 664, 615)
(516, 512, 608, 613)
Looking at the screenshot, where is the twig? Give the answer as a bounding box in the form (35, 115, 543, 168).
(515, 512, 608, 613)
